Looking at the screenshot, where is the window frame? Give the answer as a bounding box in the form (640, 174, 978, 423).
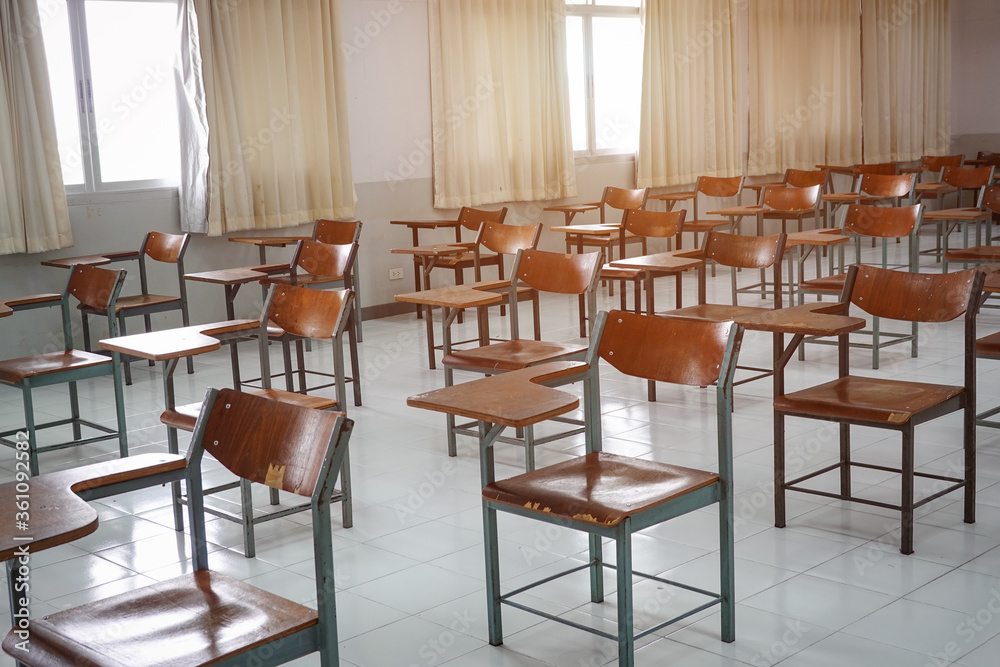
(46, 0, 181, 196)
(565, 1, 642, 158)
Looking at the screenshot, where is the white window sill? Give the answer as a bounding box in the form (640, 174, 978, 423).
(67, 187, 179, 207)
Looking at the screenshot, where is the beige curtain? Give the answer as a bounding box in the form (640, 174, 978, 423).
(637, 0, 741, 188)
(748, 0, 863, 176)
(181, 0, 356, 235)
(0, 0, 72, 254)
(862, 0, 951, 163)
(428, 0, 576, 209)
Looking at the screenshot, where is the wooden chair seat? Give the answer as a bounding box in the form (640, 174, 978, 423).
(774, 376, 964, 425)
(600, 265, 643, 280)
(922, 207, 990, 221)
(4, 569, 320, 667)
(434, 251, 500, 269)
(484, 451, 717, 527)
(666, 303, 771, 322)
(682, 219, 730, 232)
(915, 182, 957, 195)
(161, 391, 337, 433)
(798, 273, 848, 293)
(442, 340, 588, 372)
(976, 331, 1000, 360)
(81, 294, 181, 314)
(0, 350, 111, 383)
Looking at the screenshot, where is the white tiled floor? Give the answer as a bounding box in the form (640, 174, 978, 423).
(3, 239, 1000, 666)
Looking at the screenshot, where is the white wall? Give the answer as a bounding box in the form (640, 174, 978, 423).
(951, 0, 1000, 154)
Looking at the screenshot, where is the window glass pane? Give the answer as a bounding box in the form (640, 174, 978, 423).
(39, 0, 85, 186)
(595, 0, 641, 7)
(592, 16, 641, 152)
(86, 0, 180, 184)
(565, 16, 588, 152)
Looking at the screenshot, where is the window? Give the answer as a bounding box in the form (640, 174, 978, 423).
(38, 0, 181, 193)
(565, 1, 643, 156)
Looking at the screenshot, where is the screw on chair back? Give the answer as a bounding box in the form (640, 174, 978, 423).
(313, 219, 362, 245)
(599, 186, 648, 224)
(458, 206, 508, 234)
(856, 172, 916, 200)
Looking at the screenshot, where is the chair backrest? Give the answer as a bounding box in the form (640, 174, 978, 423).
(586, 310, 742, 467)
(762, 184, 820, 211)
(976, 151, 1000, 167)
(843, 203, 921, 239)
(857, 173, 915, 199)
(264, 284, 353, 341)
(921, 154, 964, 172)
(293, 240, 357, 279)
(509, 249, 601, 338)
(942, 165, 995, 189)
(845, 264, 983, 323)
(186, 387, 353, 660)
(983, 185, 1000, 215)
(622, 208, 685, 239)
(65, 265, 127, 348)
(458, 207, 507, 233)
(599, 186, 648, 224)
(851, 162, 898, 176)
(595, 310, 741, 388)
(143, 232, 188, 264)
(478, 222, 541, 255)
(785, 168, 829, 190)
(703, 231, 786, 270)
(313, 219, 362, 245)
(697, 176, 743, 198)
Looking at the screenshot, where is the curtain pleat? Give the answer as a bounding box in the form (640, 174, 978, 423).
(178, 0, 356, 235)
(0, 0, 72, 255)
(428, 0, 576, 209)
(638, 0, 742, 188)
(748, 0, 863, 176)
(861, 0, 951, 163)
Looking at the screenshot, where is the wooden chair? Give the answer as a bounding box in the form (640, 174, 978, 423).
(427, 206, 508, 285)
(481, 310, 741, 666)
(161, 284, 355, 557)
(3, 387, 354, 666)
(850, 162, 899, 177)
(313, 219, 364, 341)
(917, 164, 994, 209)
(678, 176, 744, 250)
(80, 231, 191, 385)
(261, 240, 361, 406)
(599, 208, 686, 320)
(798, 204, 922, 368)
(553, 186, 649, 263)
(774, 264, 985, 554)
(441, 248, 601, 469)
(904, 153, 964, 181)
(758, 183, 822, 235)
(659, 231, 786, 396)
(921, 167, 997, 266)
(0, 265, 128, 476)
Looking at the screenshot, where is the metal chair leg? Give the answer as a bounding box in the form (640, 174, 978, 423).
(616, 523, 635, 667)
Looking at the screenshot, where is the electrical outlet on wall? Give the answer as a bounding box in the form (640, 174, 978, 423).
(389, 267, 404, 280)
